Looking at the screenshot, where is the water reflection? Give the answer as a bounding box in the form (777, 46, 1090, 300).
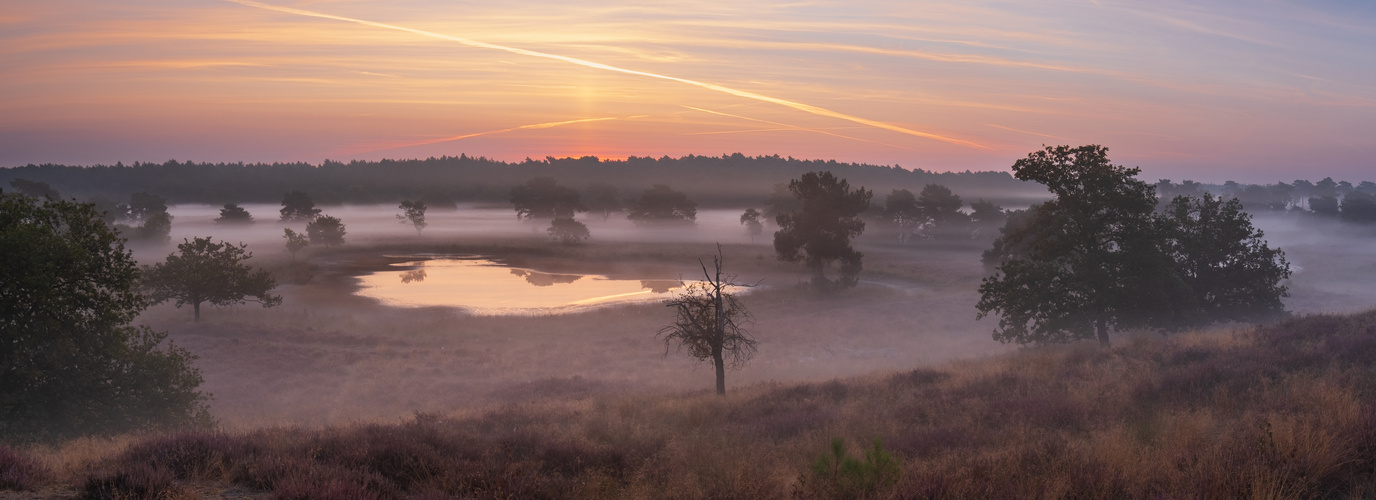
(510, 268, 581, 287)
(399, 269, 427, 283)
(356, 258, 687, 314)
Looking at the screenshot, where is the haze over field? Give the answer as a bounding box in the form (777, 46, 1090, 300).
(4, 1, 1375, 181)
(8, 1, 1376, 496)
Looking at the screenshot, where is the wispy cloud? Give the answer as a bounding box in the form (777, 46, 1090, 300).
(350, 116, 622, 155)
(682, 105, 915, 150)
(223, 0, 990, 150)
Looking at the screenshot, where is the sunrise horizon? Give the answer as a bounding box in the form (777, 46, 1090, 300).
(4, 0, 1374, 184)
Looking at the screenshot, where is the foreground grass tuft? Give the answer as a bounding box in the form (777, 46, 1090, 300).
(24, 309, 1376, 498)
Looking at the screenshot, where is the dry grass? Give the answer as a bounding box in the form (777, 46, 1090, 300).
(8, 309, 1376, 498)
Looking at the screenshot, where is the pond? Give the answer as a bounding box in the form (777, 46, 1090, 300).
(355, 257, 688, 314)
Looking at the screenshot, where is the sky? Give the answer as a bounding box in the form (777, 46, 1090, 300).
(2, 0, 1374, 183)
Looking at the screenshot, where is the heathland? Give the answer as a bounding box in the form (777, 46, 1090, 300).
(5, 156, 1376, 498)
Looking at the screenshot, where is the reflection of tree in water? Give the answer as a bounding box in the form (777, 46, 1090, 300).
(509, 269, 582, 287)
(640, 280, 680, 294)
(400, 269, 427, 284)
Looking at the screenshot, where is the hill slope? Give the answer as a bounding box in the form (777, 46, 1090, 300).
(6, 310, 1376, 499)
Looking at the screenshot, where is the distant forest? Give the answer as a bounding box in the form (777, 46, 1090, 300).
(5, 155, 1375, 222)
(0, 154, 1043, 208)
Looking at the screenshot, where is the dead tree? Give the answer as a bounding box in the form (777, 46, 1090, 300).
(661, 245, 757, 395)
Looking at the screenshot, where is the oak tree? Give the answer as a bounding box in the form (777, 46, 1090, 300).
(215, 203, 253, 224)
(0, 193, 210, 441)
(143, 237, 282, 322)
(773, 171, 872, 289)
(306, 214, 346, 246)
(279, 191, 321, 222)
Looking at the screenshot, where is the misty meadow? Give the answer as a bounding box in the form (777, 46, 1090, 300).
(6, 0, 1376, 498)
(6, 152, 1376, 499)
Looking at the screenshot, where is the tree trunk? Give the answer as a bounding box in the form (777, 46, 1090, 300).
(1096, 321, 1110, 347)
(193, 302, 201, 323)
(713, 348, 726, 395)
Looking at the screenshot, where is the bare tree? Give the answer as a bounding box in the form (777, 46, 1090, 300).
(660, 246, 757, 395)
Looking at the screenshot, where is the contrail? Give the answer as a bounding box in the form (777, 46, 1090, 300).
(224, 0, 989, 150)
(683, 106, 915, 151)
(355, 117, 620, 155)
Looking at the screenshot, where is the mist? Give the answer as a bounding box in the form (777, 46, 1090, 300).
(115, 200, 1376, 429)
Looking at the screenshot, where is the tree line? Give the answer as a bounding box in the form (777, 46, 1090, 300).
(0, 154, 1035, 208)
(1157, 177, 1376, 223)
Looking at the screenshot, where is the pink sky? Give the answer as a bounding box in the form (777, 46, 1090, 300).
(2, 0, 1373, 183)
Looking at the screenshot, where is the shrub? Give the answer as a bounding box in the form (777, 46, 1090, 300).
(0, 445, 48, 491)
(802, 438, 900, 499)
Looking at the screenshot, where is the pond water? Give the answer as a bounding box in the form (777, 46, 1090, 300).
(355, 257, 687, 314)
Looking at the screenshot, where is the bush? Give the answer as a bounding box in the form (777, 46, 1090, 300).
(802, 438, 900, 499)
(0, 445, 48, 491)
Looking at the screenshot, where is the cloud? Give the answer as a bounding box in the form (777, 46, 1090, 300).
(349, 116, 622, 155)
(223, 0, 990, 150)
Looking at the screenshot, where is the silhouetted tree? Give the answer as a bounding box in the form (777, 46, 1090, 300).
(214, 203, 253, 224)
(881, 189, 920, 244)
(1315, 177, 1338, 197)
(740, 208, 764, 242)
(916, 184, 969, 239)
(547, 217, 591, 245)
(279, 191, 321, 222)
(1158, 193, 1290, 325)
(969, 199, 1006, 239)
(774, 171, 872, 289)
(122, 192, 167, 224)
(306, 215, 346, 246)
(1341, 191, 1376, 223)
(397, 200, 428, 234)
(978, 145, 1178, 347)
(283, 228, 309, 258)
(660, 247, 756, 395)
(628, 184, 697, 224)
(510, 177, 584, 221)
(762, 182, 802, 222)
(1309, 195, 1339, 216)
(584, 183, 623, 221)
(7, 179, 59, 200)
(143, 237, 281, 323)
(1, 193, 210, 441)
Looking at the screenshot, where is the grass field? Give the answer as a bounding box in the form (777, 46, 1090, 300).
(7, 309, 1376, 498)
(5, 210, 1376, 498)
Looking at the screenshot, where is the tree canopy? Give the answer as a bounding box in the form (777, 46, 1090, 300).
(510, 177, 584, 221)
(0, 193, 210, 442)
(283, 228, 309, 258)
(547, 217, 590, 245)
(916, 184, 969, 239)
(627, 184, 697, 224)
(881, 189, 920, 243)
(978, 145, 1290, 346)
(1157, 193, 1290, 325)
(584, 183, 622, 221)
(740, 208, 764, 242)
(215, 203, 253, 224)
(397, 200, 428, 234)
(143, 237, 282, 322)
(306, 214, 346, 246)
(279, 191, 321, 222)
(773, 171, 872, 289)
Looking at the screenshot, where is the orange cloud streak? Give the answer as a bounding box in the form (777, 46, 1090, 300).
(682, 106, 915, 151)
(352, 116, 622, 155)
(223, 0, 989, 150)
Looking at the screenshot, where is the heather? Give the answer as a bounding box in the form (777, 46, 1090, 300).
(9, 310, 1376, 498)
